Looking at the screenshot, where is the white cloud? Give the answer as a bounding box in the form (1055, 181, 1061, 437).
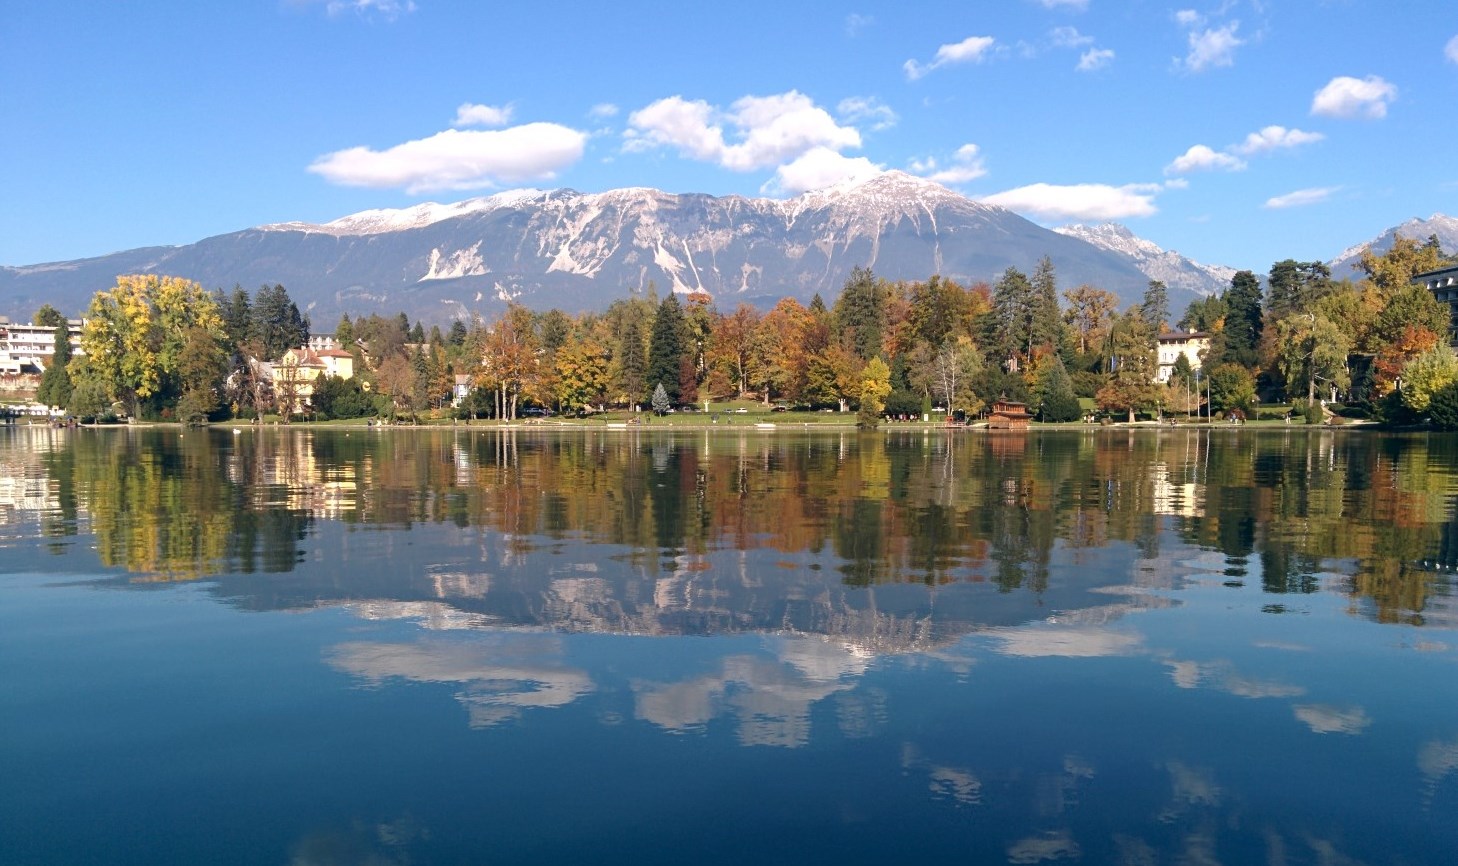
(765, 147, 883, 195)
(452, 102, 513, 128)
(323, 0, 416, 19)
(1447, 34, 1458, 65)
(911, 143, 987, 185)
(588, 103, 620, 119)
(1077, 47, 1115, 71)
(1264, 186, 1338, 209)
(1311, 75, 1397, 119)
(1050, 26, 1094, 48)
(625, 91, 861, 172)
(1232, 125, 1324, 155)
(1181, 22, 1243, 72)
(837, 96, 898, 131)
(905, 35, 998, 80)
(309, 122, 588, 193)
(982, 182, 1160, 221)
(1174, 9, 1203, 28)
(1165, 144, 1247, 175)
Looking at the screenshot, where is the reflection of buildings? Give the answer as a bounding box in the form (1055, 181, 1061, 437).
(1150, 462, 1204, 517)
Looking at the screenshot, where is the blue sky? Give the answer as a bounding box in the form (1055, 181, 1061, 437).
(2, 0, 1454, 276)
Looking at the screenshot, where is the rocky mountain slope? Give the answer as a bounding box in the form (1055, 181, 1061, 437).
(0, 173, 1169, 324)
(1054, 222, 1236, 297)
(1327, 214, 1458, 278)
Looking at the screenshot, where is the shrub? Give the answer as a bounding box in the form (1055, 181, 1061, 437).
(1430, 382, 1458, 430)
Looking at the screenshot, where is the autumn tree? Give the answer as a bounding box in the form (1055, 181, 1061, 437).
(1399, 345, 1458, 414)
(1095, 309, 1159, 422)
(1063, 284, 1119, 355)
(856, 356, 892, 429)
(1272, 313, 1351, 403)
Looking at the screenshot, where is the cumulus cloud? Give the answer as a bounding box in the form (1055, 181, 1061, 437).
(1447, 34, 1458, 65)
(1077, 47, 1115, 71)
(1181, 21, 1243, 72)
(625, 91, 861, 173)
(452, 102, 513, 128)
(982, 182, 1160, 221)
(1165, 144, 1247, 175)
(909, 144, 987, 185)
(904, 35, 998, 80)
(309, 122, 588, 193)
(1311, 75, 1397, 119)
(1264, 187, 1338, 209)
(765, 148, 883, 195)
(837, 96, 898, 131)
(1232, 125, 1324, 155)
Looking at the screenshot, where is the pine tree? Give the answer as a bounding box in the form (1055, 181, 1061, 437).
(647, 293, 687, 403)
(1140, 279, 1169, 332)
(651, 382, 671, 415)
(36, 320, 73, 410)
(833, 266, 888, 362)
(1220, 271, 1264, 368)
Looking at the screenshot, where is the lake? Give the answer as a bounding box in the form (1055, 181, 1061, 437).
(1, 425, 1455, 865)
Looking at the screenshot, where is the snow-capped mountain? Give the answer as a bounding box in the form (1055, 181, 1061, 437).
(0, 172, 1175, 323)
(1054, 223, 1236, 297)
(1328, 214, 1458, 278)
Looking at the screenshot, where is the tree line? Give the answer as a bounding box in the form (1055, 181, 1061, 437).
(28, 233, 1457, 425)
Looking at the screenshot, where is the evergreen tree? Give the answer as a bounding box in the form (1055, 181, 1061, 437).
(617, 316, 646, 407)
(447, 319, 468, 347)
(651, 382, 671, 415)
(36, 320, 73, 410)
(1033, 354, 1080, 422)
(1140, 279, 1169, 332)
(647, 293, 688, 403)
(989, 266, 1032, 363)
(34, 304, 65, 328)
(833, 266, 888, 362)
(1028, 257, 1064, 355)
(1266, 260, 1332, 320)
(1219, 270, 1264, 368)
(251, 284, 308, 359)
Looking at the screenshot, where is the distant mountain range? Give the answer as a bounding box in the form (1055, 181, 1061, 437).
(1326, 214, 1458, 278)
(0, 173, 1449, 326)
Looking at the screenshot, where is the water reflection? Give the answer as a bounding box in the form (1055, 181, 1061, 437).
(4, 425, 1458, 633)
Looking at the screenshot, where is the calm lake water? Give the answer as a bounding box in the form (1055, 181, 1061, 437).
(2, 425, 1456, 865)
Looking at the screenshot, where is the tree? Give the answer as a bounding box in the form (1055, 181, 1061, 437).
(615, 315, 647, 407)
(1179, 294, 1228, 333)
(1399, 345, 1458, 414)
(1272, 313, 1350, 403)
(1207, 363, 1256, 416)
(1355, 234, 1447, 296)
(1217, 270, 1263, 368)
(1428, 381, 1458, 430)
(1033, 354, 1081, 422)
(1063, 284, 1119, 355)
(1170, 353, 1195, 387)
(929, 337, 983, 416)
(856, 356, 892, 429)
(834, 266, 888, 362)
(36, 319, 74, 410)
(554, 331, 611, 413)
(1095, 310, 1159, 422)
(251, 284, 308, 359)
(647, 293, 688, 403)
(1140, 280, 1169, 332)
(1028, 257, 1065, 356)
(651, 383, 671, 415)
(78, 274, 227, 418)
(34, 304, 65, 328)
(1266, 260, 1332, 320)
(803, 343, 860, 411)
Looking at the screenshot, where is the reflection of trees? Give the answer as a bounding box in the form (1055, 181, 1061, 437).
(20, 427, 1458, 627)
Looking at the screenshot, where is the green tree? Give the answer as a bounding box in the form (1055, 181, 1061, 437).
(651, 382, 671, 415)
(1216, 270, 1263, 368)
(1207, 363, 1256, 416)
(1399, 345, 1458, 414)
(1096, 310, 1159, 421)
(834, 266, 888, 362)
(647, 293, 688, 403)
(616, 315, 647, 407)
(36, 319, 74, 410)
(1033, 354, 1081, 422)
(1140, 279, 1169, 332)
(1266, 260, 1332, 320)
(1272, 313, 1351, 403)
(251, 284, 309, 360)
(34, 304, 65, 328)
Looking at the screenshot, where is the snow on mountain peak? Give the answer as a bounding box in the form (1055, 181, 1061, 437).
(261, 189, 548, 236)
(1056, 222, 1235, 296)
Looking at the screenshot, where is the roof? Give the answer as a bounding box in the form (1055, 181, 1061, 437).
(1157, 331, 1209, 341)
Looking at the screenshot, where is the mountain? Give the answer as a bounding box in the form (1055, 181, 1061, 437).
(1054, 223, 1236, 297)
(0, 172, 1181, 324)
(1327, 214, 1458, 278)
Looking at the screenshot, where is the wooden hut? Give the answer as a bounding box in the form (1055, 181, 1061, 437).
(988, 400, 1033, 429)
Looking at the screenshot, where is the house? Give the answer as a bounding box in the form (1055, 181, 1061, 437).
(452, 374, 473, 407)
(1155, 331, 1210, 383)
(1416, 265, 1458, 340)
(988, 400, 1033, 429)
(270, 346, 356, 412)
(0, 317, 84, 377)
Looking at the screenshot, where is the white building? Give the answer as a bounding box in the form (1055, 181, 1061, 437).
(0, 317, 84, 376)
(1155, 331, 1210, 384)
